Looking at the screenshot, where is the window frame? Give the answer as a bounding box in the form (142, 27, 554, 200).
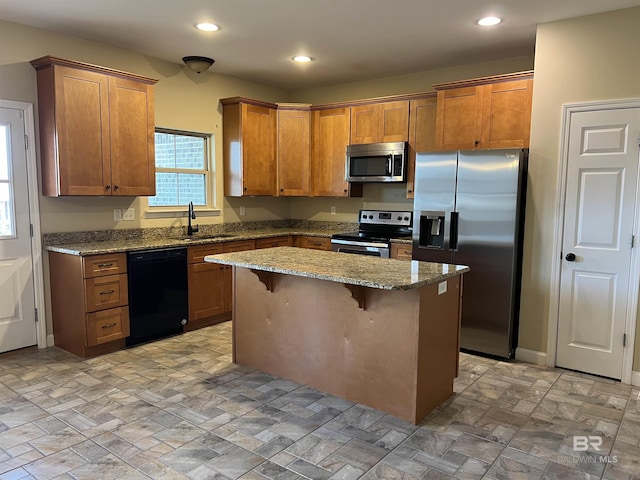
(145, 128, 220, 219)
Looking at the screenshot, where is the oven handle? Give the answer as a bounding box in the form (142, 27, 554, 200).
(331, 238, 389, 249)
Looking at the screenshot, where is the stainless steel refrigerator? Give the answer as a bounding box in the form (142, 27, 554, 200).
(412, 149, 527, 358)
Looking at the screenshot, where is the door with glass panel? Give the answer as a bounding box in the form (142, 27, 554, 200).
(0, 107, 36, 352)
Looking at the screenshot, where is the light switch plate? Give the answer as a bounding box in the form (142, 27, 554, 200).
(113, 209, 122, 221)
(123, 208, 135, 221)
(239, 206, 246, 216)
(330, 206, 336, 215)
(438, 281, 447, 295)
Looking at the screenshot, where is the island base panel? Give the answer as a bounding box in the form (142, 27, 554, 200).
(232, 267, 461, 424)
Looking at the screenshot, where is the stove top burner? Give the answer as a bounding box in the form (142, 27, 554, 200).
(330, 209, 413, 244)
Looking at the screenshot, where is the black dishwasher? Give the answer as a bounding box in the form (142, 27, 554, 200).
(127, 247, 188, 347)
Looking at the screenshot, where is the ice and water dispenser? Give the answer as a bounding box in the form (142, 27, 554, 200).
(418, 211, 445, 249)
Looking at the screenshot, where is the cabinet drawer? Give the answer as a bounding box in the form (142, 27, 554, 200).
(83, 253, 127, 278)
(391, 244, 413, 260)
(223, 240, 256, 253)
(256, 236, 292, 249)
(84, 273, 128, 312)
(86, 306, 130, 346)
(294, 236, 331, 250)
(187, 244, 224, 264)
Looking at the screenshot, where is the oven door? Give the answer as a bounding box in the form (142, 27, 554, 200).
(331, 238, 390, 258)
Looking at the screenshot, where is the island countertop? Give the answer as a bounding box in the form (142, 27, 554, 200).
(205, 246, 468, 290)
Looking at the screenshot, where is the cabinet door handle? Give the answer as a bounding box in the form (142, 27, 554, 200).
(101, 323, 117, 329)
(99, 290, 115, 295)
(97, 263, 114, 268)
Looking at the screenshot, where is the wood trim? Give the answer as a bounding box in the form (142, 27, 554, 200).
(433, 70, 534, 91)
(310, 91, 436, 111)
(30, 56, 157, 84)
(220, 96, 278, 109)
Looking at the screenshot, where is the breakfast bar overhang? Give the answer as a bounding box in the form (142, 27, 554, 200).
(205, 247, 469, 424)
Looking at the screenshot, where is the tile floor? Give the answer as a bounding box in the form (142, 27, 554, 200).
(0, 322, 639, 480)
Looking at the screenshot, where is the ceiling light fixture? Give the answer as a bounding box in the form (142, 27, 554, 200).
(182, 56, 215, 74)
(292, 55, 312, 63)
(477, 16, 502, 26)
(196, 22, 219, 32)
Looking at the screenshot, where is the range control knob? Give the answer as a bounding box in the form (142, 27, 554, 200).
(361, 214, 366, 219)
(404, 216, 409, 221)
(397, 216, 402, 220)
(368, 215, 374, 219)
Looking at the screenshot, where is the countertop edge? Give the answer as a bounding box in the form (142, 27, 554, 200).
(44, 229, 412, 256)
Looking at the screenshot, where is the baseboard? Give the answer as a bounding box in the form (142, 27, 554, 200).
(47, 334, 55, 347)
(515, 347, 547, 366)
(632, 370, 640, 387)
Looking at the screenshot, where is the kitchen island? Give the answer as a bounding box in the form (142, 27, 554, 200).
(205, 247, 469, 424)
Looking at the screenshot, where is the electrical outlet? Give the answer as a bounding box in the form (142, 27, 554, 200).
(239, 206, 246, 216)
(113, 209, 122, 221)
(330, 206, 336, 216)
(438, 281, 447, 296)
(123, 208, 135, 221)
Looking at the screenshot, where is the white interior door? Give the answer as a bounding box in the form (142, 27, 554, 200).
(557, 108, 639, 379)
(0, 106, 36, 352)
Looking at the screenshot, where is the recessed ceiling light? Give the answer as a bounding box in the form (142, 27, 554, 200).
(477, 16, 502, 26)
(196, 23, 219, 32)
(292, 55, 312, 63)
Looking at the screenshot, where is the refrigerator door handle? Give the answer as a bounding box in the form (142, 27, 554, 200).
(449, 212, 459, 251)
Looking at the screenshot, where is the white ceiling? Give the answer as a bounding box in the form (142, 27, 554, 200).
(2, 0, 640, 90)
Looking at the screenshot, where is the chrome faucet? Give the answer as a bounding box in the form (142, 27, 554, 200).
(187, 201, 199, 236)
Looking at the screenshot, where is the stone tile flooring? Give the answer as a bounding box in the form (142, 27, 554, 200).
(0, 322, 639, 479)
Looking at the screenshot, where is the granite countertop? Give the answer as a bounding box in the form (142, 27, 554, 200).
(205, 246, 468, 290)
(44, 225, 412, 256)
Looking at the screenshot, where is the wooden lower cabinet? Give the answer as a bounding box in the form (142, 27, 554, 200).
(256, 236, 292, 249)
(391, 243, 413, 260)
(49, 252, 130, 358)
(186, 244, 226, 332)
(186, 240, 257, 332)
(293, 236, 332, 251)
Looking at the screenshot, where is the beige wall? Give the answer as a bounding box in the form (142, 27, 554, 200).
(522, 6, 640, 370)
(0, 19, 289, 235)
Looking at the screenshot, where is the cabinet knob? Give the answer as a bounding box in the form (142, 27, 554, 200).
(474, 140, 480, 146)
(105, 184, 111, 190)
(113, 185, 119, 191)
(343, 189, 347, 193)
(408, 189, 413, 193)
(280, 188, 284, 192)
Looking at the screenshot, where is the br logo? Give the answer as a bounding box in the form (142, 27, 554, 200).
(573, 436, 602, 452)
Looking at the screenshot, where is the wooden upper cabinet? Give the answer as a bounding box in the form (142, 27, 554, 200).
(222, 97, 277, 196)
(407, 95, 437, 198)
(311, 107, 362, 198)
(109, 76, 156, 196)
(434, 71, 533, 151)
(30, 56, 157, 197)
(350, 100, 409, 144)
(480, 78, 533, 149)
(277, 106, 311, 196)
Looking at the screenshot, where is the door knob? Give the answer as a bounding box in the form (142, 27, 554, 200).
(565, 253, 576, 261)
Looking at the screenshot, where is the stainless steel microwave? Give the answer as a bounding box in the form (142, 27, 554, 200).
(345, 142, 407, 183)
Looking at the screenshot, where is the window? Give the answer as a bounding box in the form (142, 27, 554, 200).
(0, 124, 15, 238)
(149, 129, 211, 207)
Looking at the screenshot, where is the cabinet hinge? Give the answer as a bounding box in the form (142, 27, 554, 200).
(24, 134, 28, 150)
(623, 333, 627, 347)
(34, 307, 38, 323)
